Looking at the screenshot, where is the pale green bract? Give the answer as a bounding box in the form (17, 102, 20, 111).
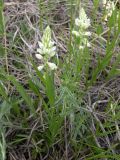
(36, 26, 57, 71)
(72, 8, 91, 50)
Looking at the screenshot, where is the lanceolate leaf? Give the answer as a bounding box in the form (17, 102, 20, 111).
(45, 72, 55, 107)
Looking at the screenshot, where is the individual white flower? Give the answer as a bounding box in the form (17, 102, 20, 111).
(47, 62, 57, 70)
(36, 26, 57, 71)
(38, 41, 44, 50)
(38, 65, 44, 71)
(87, 42, 90, 47)
(72, 30, 80, 37)
(79, 45, 84, 50)
(48, 46, 56, 57)
(84, 32, 91, 36)
(75, 18, 81, 26)
(35, 54, 43, 60)
(102, 0, 107, 6)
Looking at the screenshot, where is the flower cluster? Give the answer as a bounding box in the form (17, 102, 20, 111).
(102, 0, 115, 21)
(36, 26, 57, 71)
(72, 8, 91, 49)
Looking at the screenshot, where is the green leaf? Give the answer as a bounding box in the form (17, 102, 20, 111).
(0, 44, 5, 57)
(28, 80, 40, 95)
(7, 75, 34, 112)
(108, 9, 117, 29)
(0, 0, 4, 36)
(90, 34, 118, 84)
(107, 54, 120, 80)
(0, 81, 7, 99)
(0, 101, 11, 120)
(96, 25, 103, 35)
(93, 0, 99, 8)
(45, 72, 55, 107)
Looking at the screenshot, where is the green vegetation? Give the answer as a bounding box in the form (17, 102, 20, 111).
(0, 0, 120, 159)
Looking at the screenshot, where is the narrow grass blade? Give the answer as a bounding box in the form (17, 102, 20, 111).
(7, 75, 34, 112)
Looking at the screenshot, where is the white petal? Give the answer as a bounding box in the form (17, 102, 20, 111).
(79, 46, 84, 50)
(47, 62, 57, 70)
(82, 21, 90, 29)
(49, 51, 56, 57)
(37, 48, 45, 55)
(38, 65, 44, 71)
(37, 48, 41, 53)
(35, 54, 43, 60)
(44, 48, 50, 55)
(49, 47, 56, 57)
(50, 41, 55, 46)
(84, 32, 91, 36)
(87, 42, 91, 47)
(38, 41, 44, 48)
(72, 30, 79, 37)
(51, 46, 56, 52)
(75, 18, 80, 26)
(102, 0, 106, 5)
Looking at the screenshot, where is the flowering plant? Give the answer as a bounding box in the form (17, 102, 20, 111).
(72, 8, 91, 49)
(36, 26, 57, 71)
(102, 0, 115, 21)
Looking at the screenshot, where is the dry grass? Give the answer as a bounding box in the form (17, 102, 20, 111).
(0, 0, 120, 160)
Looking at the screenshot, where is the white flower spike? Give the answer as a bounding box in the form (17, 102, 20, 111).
(102, 0, 115, 21)
(72, 7, 91, 50)
(36, 26, 57, 71)
(76, 8, 91, 29)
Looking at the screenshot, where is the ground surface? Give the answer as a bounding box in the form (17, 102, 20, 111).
(0, 0, 120, 160)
